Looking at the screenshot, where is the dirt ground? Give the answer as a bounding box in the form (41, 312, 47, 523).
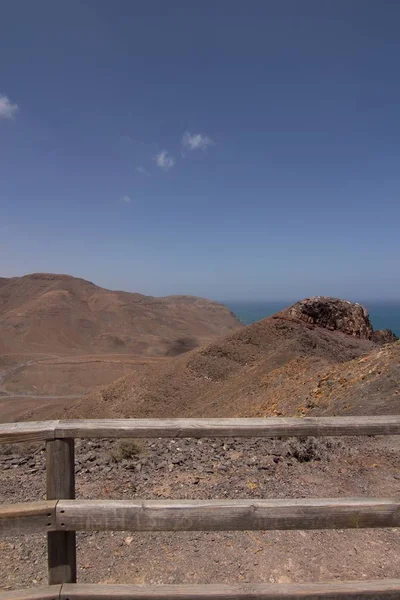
(0, 353, 166, 422)
(1, 435, 400, 591)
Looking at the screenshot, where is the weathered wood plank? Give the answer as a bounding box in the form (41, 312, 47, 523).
(46, 439, 75, 500)
(56, 498, 400, 532)
(0, 586, 61, 600)
(0, 501, 57, 536)
(0, 421, 58, 444)
(1, 416, 400, 444)
(55, 416, 400, 439)
(60, 580, 400, 599)
(3, 581, 400, 600)
(46, 439, 76, 585)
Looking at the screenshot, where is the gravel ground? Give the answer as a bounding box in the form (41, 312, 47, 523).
(1, 435, 400, 591)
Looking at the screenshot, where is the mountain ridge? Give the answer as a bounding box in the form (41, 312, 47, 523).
(0, 272, 241, 357)
(57, 297, 399, 421)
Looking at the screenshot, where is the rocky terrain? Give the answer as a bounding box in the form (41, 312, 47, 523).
(1, 295, 400, 592)
(1, 433, 400, 591)
(0, 273, 241, 421)
(55, 297, 399, 422)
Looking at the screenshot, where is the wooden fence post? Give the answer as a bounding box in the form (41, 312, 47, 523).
(46, 438, 77, 584)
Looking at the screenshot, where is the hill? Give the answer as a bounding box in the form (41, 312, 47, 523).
(62, 297, 399, 420)
(0, 273, 241, 420)
(0, 273, 241, 356)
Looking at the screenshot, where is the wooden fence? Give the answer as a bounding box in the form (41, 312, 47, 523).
(1, 416, 400, 600)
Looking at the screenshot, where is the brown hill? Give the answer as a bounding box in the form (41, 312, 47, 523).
(0, 273, 241, 356)
(62, 297, 399, 421)
(0, 273, 242, 421)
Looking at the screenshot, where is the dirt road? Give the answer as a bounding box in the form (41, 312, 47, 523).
(0, 353, 167, 421)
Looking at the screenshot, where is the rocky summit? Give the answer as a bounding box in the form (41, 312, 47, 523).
(283, 296, 398, 343)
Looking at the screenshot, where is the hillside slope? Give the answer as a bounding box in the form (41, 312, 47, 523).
(0, 273, 241, 356)
(64, 297, 399, 420)
(8, 299, 400, 590)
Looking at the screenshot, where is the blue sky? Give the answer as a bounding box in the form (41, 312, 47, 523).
(1, 0, 400, 301)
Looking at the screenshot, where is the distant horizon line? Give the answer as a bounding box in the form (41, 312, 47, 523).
(221, 298, 400, 304)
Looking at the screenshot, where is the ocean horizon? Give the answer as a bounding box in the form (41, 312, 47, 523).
(225, 300, 400, 337)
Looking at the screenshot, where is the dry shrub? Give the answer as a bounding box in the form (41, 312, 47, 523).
(110, 439, 145, 462)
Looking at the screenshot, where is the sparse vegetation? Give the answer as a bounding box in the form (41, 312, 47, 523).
(109, 439, 144, 462)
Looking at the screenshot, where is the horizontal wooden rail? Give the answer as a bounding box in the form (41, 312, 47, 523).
(57, 497, 400, 532)
(55, 416, 400, 439)
(0, 501, 57, 536)
(2, 498, 400, 536)
(55, 498, 400, 532)
(58, 581, 400, 599)
(3, 581, 400, 600)
(2, 416, 400, 444)
(0, 421, 59, 444)
(0, 587, 61, 600)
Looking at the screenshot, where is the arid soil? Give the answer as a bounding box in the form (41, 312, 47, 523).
(1, 435, 400, 591)
(0, 354, 167, 421)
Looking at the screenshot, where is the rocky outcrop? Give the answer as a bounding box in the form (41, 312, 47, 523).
(283, 297, 398, 345)
(371, 329, 399, 345)
(283, 297, 374, 338)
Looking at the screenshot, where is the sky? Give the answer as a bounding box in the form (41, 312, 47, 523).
(1, 0, 400, 301)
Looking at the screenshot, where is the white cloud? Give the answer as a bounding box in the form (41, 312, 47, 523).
(136, 165, 150, 176)
(154, 150, 175, 171)
(121, 195, 132, 203)
(182, 131, 214, 151)
(0, 95, 19, 119)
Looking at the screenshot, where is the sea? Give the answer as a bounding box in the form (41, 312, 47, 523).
(225, 300, 400, 337)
